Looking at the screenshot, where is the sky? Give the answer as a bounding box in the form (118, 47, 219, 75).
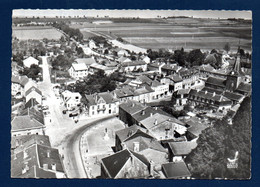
(13, 9, 252, 20)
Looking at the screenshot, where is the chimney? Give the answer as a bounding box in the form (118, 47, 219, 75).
(155, 107, 158, 110)
(23, 150, 28, 159)
(213, 92, 216, 97)
(150, 113, 153, 117)
(205, 90, 208, 94)
(154, 119, 158, 125)
(133, 142, 140, 152)
(132, 103, 135, 107)
(141, 110, 145, 116)
(47, 150, 51, 158)
(51, 163, 57, 171)
(22, 162, 29, 174)
(149, 160, 154, 176)
(14, 154, 17, 160)
(43, 163, 48, 170)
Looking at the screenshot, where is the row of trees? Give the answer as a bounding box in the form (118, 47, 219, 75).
(185, 97, 251, 179)
(52, 22, 83, 41)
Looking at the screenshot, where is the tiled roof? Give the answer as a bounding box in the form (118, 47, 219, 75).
(125, 135, 167, 153)
(25, 86, 42, 96)
(11, 134, 51, 151)
(140, 113, 185, 130)
(11, 144, 64, 178)
(101, 149, 149, 178)
(177, 89, 191, 95)
(236, 82, 251, 93)
(75, 58, 96, 65)
(162, 161, 191, 178)
(121, 61, 146, 67)
(223, 91, 244, 102)
(134, 85, 154, 95)
(119, 100, 147, 115)
(115, 125, 147, 142)
(11, 116, 45, 132)
(189, 89, 230, 102)
(205, 77, 226, 88)
(71, 63, 88, 71)
(168, 141, 198, 156)
(114, 87, 134, 98)
(24, 98, 39, 109)
(85, 92, 118, 106)
(20, 107, 44, 125)
(132, 107, 168, 123)
(23, 56, 39, 65)
(186, 120, 208, 137)
(166, 74, 183, 82)
(12, 75, 29, 87)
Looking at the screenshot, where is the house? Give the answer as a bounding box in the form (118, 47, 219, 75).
(161, 74, 183, 92)
(23, 56, 39, 68)
(24, 79, 37, 94)
(84, 92, 119, 117)
(61, 90, 82, 111)
(11, 108, 45, 137)
(172, 89, 191, 107)
(128, 75, 169, 100)
(168, 141, 198, 162)
(118, 129, 168, 165)
(119, 100, 147, 126)
(179, 68, 200, 90)
(11, 75, 29, 97)
(89, 40, 97, 49)
(12, 61, 23, 75)
(24, 98, 39, 109)
(139, 113, 187, 141)
(115, 125, 150, 151)
(148, 62, 165, 74)
(117, 56, 132, 63)
(74, 57, 96, 66)
(69, 63, 88, 80)
(161, 64, 181, 76)
(11, 134, 51, 154)
(185, 118, 208, 141)
(162, 161, 191, 179)
(25, 86, 42, 105)
(11, 144, 66, 178)
(89, 63, 117, 75)
(188, 89, 233, 111)
(100, 149, 150, 178)
(142, 56, 151, 64)
(121, 61, 147, 72)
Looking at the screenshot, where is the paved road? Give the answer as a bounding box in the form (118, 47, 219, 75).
(63, 115, 116, 178)
(38, 57, 117, 178)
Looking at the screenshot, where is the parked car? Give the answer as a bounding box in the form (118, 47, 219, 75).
(69, 112, 78, 117)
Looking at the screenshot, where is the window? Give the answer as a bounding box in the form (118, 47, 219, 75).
(109, 104, 111, 108)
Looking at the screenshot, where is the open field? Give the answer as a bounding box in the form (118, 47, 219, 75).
(12, 26, 64, 40)
(70, 18, 252, 52)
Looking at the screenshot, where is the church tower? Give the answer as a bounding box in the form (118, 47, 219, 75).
(226, 46, 242, 91)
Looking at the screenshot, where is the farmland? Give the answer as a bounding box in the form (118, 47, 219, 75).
(12, 26, 64, 40)
(70, 17, 252, 52)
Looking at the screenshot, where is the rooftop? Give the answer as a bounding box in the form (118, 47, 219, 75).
(168, 141, 198, 156)
(119, 100, 147, 115)
(71, 63, 88, 71)
(101, 149, 149, 178)
(75, 57, 96, 65)
(162, 161, 191, 179)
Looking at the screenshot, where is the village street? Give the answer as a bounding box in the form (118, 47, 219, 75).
(37, 56, 118, 178)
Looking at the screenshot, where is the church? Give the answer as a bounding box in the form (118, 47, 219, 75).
(204, 47, 251, 96)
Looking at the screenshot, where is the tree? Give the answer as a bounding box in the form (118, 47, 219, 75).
(224, 43, 231, 53)
(185, 97, 251, 179)
(187, 49, 205, 66)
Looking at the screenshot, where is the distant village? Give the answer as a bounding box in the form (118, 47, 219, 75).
(11, 19, 251, 179)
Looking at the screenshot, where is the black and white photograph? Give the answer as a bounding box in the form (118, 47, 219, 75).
(11, 9, 252, 179)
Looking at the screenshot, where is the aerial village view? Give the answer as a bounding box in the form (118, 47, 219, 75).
(11, 10, 251, 179)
